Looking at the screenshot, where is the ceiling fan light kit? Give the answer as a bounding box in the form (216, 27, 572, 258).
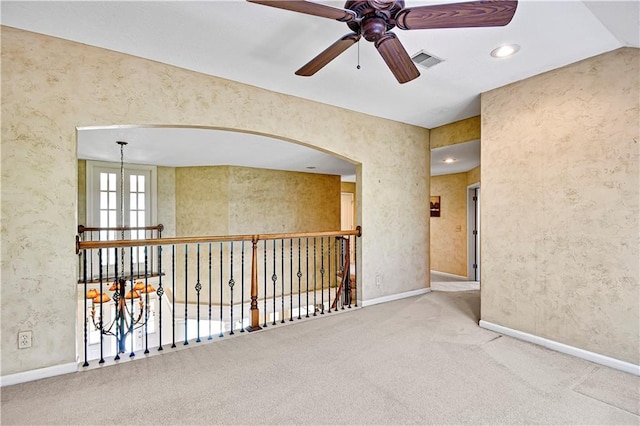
(247, 0, 518, 83)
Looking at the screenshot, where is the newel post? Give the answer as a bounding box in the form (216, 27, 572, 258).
(246, 236, 262, 332)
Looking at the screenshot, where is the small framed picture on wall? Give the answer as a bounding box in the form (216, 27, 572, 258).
(430, 196, 441, 217)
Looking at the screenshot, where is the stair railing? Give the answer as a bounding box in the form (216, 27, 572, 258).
(76, 226, 361, 367)
(331, 236, 355, 310)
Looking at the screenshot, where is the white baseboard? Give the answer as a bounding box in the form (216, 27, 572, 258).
(1, 362, 78, 387)
(479, 320, 640, 376)
(361, 288, 431, 307)
(431, 270, 468, 280)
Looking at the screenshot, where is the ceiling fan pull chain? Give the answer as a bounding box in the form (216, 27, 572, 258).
(357, 38, 361, 70)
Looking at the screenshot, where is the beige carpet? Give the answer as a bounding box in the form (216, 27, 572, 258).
(1, 290, 638, 425)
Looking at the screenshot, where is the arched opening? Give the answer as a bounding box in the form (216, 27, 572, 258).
(76, 124, 360, 361)
(77, 124, 358, 231)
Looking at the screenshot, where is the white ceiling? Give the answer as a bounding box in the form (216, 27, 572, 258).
(77, 125, 358, 181)
(431, 139, 480, 176)
(2, 1, 638, 178)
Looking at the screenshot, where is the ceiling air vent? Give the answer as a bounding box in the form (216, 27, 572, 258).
(411, 50, 443, 69)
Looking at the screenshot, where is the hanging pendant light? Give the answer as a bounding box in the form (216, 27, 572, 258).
(140, 284, 156, 294)
(125, 289, 141, 300)
(93, 293, 111, 304)
(87, 140, 155, 358)
(86, 289, 99, 299)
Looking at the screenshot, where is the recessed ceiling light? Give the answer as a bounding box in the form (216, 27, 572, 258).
(490, 44, 520, 58)
(443, 158, 457, 164)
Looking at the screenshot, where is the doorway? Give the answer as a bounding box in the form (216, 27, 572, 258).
(341, 192, 355, 231)
(467, 184, 480, 281)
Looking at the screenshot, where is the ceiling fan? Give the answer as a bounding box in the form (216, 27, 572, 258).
(247, 0, 518, 83)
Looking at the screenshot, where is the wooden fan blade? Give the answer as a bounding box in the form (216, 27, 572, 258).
(395, 0, 518, 30)
(247, 0, 356, 22)
(296, 33, 360, 76)
(374, 33, 420, 84)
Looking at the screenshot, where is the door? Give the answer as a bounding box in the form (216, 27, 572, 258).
(340, 192, 354, 230)
(340, 192, 355, 268)
(467, 185, 480, 281)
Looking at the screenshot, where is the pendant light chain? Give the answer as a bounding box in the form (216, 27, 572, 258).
(117, 141, 128, 282)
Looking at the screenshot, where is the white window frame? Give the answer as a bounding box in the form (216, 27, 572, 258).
(86, 160, 158, 228)
(85, 160, 158, 278)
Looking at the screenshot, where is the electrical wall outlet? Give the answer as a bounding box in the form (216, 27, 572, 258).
(375, 273, 382, 286)
(18, 331, 32, 349)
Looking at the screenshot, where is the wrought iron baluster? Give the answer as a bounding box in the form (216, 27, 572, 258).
(348, 237, 352, 308)
(241, 240, 245, 332)
(320, 237, 325, 314)
(297, 238, 302, 320)
(195, 243, 201, 343)
(208, 243, 213, 340)
(90, 233, 94, 282)
(272, 240, 277, 326)
(171, 245, 176, 348)
(113, 248, 123, 361)
(263, 240, 268, 328)
(148, 230, 152, 277)
(305, 238, 309, 318)
(335, 238, 339, 310)
(289, 238, 293, 322)
(354, 234, 358, 307)
(328, 238, 332, 314)
(150, 230, 155, 277)
(183, 244, 189, 346)
(281, 239, 285, 324)
(313, 237, 317, 317)
(229, 241, 235, 335)
(219, 242, 224, 338)
(157, 245, 164, 351)
(130, 246, 136, 357)
(112, 248, 119, 361)
(82, 249, 89, 367)
(340, 238, 345, 310)
(98, 249, 105, 364)
(144, 246, 150, 353)
(105, 246, 110, 285)
(137, 239, 141, 281)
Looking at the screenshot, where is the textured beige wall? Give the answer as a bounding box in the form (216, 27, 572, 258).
(430, 116, 480, 149)
(341, 182, 356, 194)
(1, 27, 429, 376)
(430, 173, 468, 276)
(481, 48, 639, 364)
(173, 165, 339, 236)
(157, 166, 176, 238)
(467, 166, 480, 185)
(77, 160, 87, 226)
(228, 166, 340, 235)
(176, 166, 230, 236)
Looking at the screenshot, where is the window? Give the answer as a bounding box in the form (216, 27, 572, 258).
(85, 161, 157, 279)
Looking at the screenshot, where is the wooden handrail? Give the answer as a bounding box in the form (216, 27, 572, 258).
(76, 226, 362, 253)
(78, 224, 164, 234)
